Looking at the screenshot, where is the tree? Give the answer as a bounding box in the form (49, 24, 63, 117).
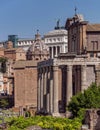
(68, 83, 100, 117)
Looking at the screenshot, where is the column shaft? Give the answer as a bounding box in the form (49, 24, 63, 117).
(37, 73, 41, 111)
(43, 70, 47, 111)
(50, 67, 53, 113)
(55, 46, 58, 57)
(40, 73, 43, 109)
(53, 66, 59, 115)
(67, 65, 72, 105)
(43, 69, 47, 95)
(47, 70, 50, 113)
(51, 47, 53, 59)
(81, 65, 87, 91)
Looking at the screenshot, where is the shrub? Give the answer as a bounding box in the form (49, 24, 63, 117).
(7, 116, 82, 130)
(68, 83, 100, 117)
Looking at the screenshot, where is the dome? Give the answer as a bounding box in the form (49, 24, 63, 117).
(28, 40, 44, 52)
(26, 32, 49, 60)
(27, 31, 45, 52)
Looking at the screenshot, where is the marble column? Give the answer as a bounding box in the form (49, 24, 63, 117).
(51, 47, 53, 59)
(66, 65, 73, 105)
(43, 68, 47, 95)
(43, 68, 46, 111)
(37, 70, 41, 111)
(81, 65, 87, 91)
(52, 66, 59, 116)
(49, 66, 53, 114)
(47, 67, 50, 113)
(55, 46, 58, 57)
(40, 70, 43, 109)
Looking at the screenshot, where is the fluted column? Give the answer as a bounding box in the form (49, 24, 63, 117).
(67, 65, 73, 105)
(50, 66, 53, 114)
(81, 65, 87, 91)
(37, 70, 41, 111)
(53, 66, 59, 116)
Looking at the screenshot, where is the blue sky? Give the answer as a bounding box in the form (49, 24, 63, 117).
(0, 0, 100, 41)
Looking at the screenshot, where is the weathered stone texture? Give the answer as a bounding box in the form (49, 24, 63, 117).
(84, 109, 100, 130)
(14, 61, 38, 109)
(86, 65, 95, 87)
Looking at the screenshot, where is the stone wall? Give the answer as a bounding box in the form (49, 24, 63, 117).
(86, 65, 95, 88)
(83, 109, 100, 130)
(14, 61, 38, 110)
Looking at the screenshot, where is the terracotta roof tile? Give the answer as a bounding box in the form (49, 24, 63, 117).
(87, 24, 100, 32)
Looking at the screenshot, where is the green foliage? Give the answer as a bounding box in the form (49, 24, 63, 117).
(0, 57, 7, 73)
(25, 111, 31, 117)
(68, 83, 100, 117)
(7, 116, 82, 130)
(0, 57, 7, 63)
(0, 98, 9, 109)
(77, 108, 86, 121)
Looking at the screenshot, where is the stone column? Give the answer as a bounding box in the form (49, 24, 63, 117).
(43, 68, 47, 95)
(52, 66, 59, 116)
(81, 65, 87, 91)
(49, 66, 53, 114)
(47, 67, 50, 113)
(40, 70, 43, 109)
(43, 68, 47, 111)
(66, 65, 73, 105)
(51, 47, 53, 59)
(55, 46, 58, 57)
(37, 70, 41, 111)
(61, 66, 66, 112)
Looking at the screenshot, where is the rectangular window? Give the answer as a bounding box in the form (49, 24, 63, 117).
(91, 41, 95, 50)
(90, 52, 94, 57)
(95, 41, 98, 50)
(91, 41, 98, 51)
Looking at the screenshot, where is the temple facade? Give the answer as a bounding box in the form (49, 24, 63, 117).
(37, 14, 100, 116)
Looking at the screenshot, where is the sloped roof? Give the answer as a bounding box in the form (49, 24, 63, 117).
(87, 24, 100, 32)
(13, 60, 38, 68)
